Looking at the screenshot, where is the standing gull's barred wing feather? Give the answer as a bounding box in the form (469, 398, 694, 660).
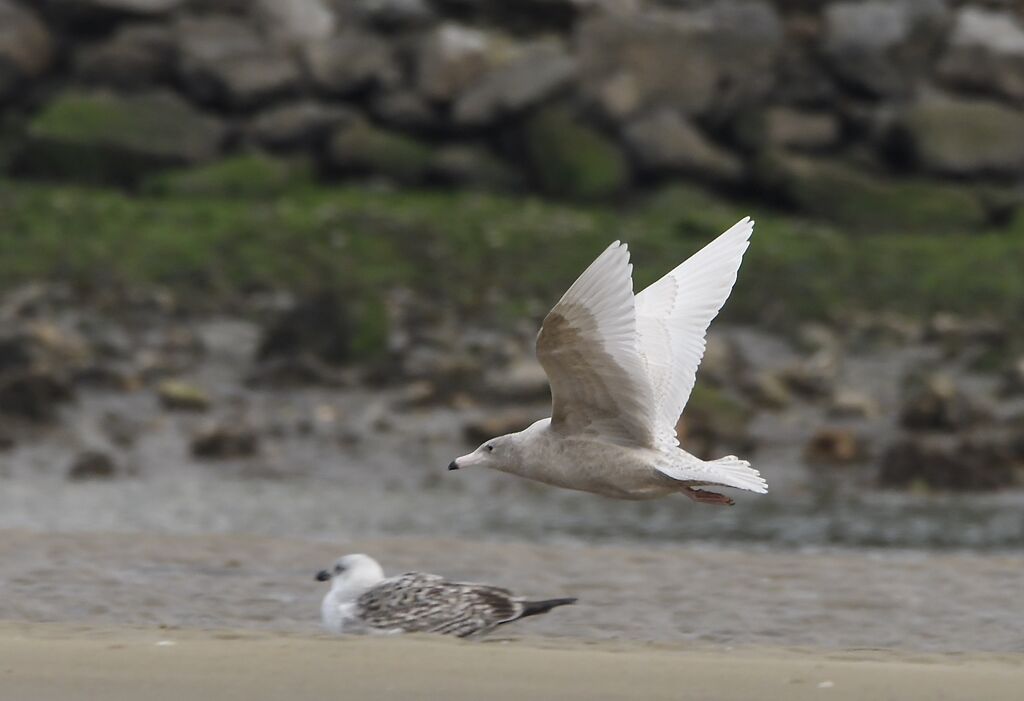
(635, 218, 753, 447)
(355, 573, 524, 638)
(536, 241, 657, 448)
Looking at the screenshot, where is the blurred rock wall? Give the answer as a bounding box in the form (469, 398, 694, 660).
(2, 0, 1024, 221)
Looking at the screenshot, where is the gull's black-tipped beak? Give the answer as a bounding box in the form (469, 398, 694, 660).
(315, 570, 331, 582)
(448, 460, 459, 471)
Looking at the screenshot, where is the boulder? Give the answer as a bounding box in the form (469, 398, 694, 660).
(756, 152, 988, 232)
(429, 144, 520, 190)
(303, 28, 401, 96)
(349, 0, 435, 29)
(257, 292, 354, 367)
(327, 121, 433, 183)
(822, 0, 950, 98)
(0, 0, 54, 101)
(73, 23, 175, 90)
(879, 434, 1019, 491)
(453, 40, 576, 125)
(191, 422, 260, 459)
(370, 90, 438, 130)
(745, 107, 840, 153)
(804, 427, 867, 466)
(899, 373, 988, 431)
(67, 450, 123, 480)
(245, 101, 357, 150)
(23, 90, 226, 183)
(156, 379, 210, 411)
(829, 388, 879, 419)
(252, 0, 336, 45)
(416, 23, 493, 103)
(622, 108, 742, 183)
(522, 106, 629, 199)
(891, 95, 1024, 177)
(175, 15, 301, 109)
(937, 7, 1024, 104)
(576, 3, 782, 120)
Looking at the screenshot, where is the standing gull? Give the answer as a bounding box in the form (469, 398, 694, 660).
(316, 553, 576, 637)
(448, 219, 766, 505)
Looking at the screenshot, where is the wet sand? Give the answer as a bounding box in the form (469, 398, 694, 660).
(3, 623, 1022, 701)
(2, 530, 1023, 652)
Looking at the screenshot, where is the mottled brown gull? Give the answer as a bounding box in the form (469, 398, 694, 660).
(316, 554, 576, 637)
(449, 219, 766, 506)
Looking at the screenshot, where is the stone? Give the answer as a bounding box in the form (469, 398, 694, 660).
(253, 0, 336, 45)
(756, 152, 988, 232)
(246, 101, 356, 150)
(453, 41, 576, 125)
(891, 95, 1024, 177)
(73, 23, 175, 90)
(23, 90, 226, 183)
(879, 435, 1019, 491)
(576, 3, 782, 120)
(350, 0, 435, 29)
(522, 106, 630, 199)
(191, 423, 260, 459)
(804, 428, 866, 466)
(0, 369, 73, 421)
(175, 16, 301, 108)
(370, 91, 438, 130)
(416, 23, 492, 103)
(0, 0, 54, 100)
(759, 107, 840, 152)
(303, 29, 401, 96)
(822, 0, 949, 97)
(829, 388, 879, 419)
(429, 144, 520, 190)
(157, 379, 211, 411)
(622, 108, 742, 183)
(67, 450, 121, 480)
(937, 7, 1024, 104)
(327, 121, 434, 183)
(899, 373, 988, 431)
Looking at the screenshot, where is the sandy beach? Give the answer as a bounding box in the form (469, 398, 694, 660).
(3, 623, 1022, 701)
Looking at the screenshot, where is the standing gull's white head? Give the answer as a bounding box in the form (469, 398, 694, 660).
(315, 553, 576, 637)
(448, 218, 767, 505)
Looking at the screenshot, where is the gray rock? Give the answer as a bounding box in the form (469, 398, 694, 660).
(804, 428, 867, 466)
(348, 0, 434, 28)
(24, 90, 226, 182)
(370, 90, 438, 130)
(622, 108, 742, 183)
(74, 23, 175, 90)
(893, 94, 1024, 176)
(191, 422, 260, 459)
(48, 0, 185, 16)
(937, 7, 1024, 104)
(899, 373, 988, 431)
(416, 23, 492, 103)
(303, 28, 402, 96)
(760, 107, 840, 152)
(429, 144, 520, 190)
(822, 0, 949, 98)
(67, 450, 122, 481)
(880, 434, 1019, 491)
(176, 15, 301, 108)
(246, 101, 357, 150)
(0, 0, 54, 100)
(253, 0, 336, 45)
(453, 40, 576, 125)
(576, 2, 782, 120)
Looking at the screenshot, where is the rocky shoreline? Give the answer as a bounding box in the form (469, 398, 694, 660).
(3, 1, 1024, 229)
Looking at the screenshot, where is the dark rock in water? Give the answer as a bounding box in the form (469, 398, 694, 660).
(67, 450, 121, 480)
(73, 23, 175, 90)
(936, 7, 1024, 105)
(191, 423, 260, 459)
(463, 411, 534, 445)
(805, 427, 867, 466)
(257, 293, 353, 367)
(100, 410, 142, 448)
(0, 325, 82, 421)
(879, 434, 1020, 491)
(0, 428, 13, 451)
(0, 370, 74, 421)
(0, 0, 54, 101)
(899, 373, 989, 431)
(522, 106, 629, 200)
(22, 90, 226, 184)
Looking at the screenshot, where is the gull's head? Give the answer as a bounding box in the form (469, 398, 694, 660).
(448, 432, 521, 472)
(315, 553, 385, 593)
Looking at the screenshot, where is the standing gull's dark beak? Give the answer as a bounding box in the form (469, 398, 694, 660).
(315, 570, 331, 582)
(447, 460, 459, 471)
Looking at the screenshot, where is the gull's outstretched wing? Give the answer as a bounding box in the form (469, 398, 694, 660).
(635, 218, 753, 447)
(536, 241, 657, 447)
(356, 573, 523, 638)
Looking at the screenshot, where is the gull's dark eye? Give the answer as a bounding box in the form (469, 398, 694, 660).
(334, 564, 345, 574)
(486, 445, 494, 452)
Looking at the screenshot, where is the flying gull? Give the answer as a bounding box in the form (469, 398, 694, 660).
(448, 218, 766, 506)
(316, 553, 576, 637)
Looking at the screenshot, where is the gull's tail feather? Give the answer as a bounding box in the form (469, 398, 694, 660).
(516, 597, 577, 620)
(706, 456, 768, 494)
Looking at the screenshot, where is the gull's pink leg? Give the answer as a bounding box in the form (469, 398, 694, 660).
(683, 488, 735, 506)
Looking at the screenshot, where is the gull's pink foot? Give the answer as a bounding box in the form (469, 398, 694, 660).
(685, 488, 735, 506)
